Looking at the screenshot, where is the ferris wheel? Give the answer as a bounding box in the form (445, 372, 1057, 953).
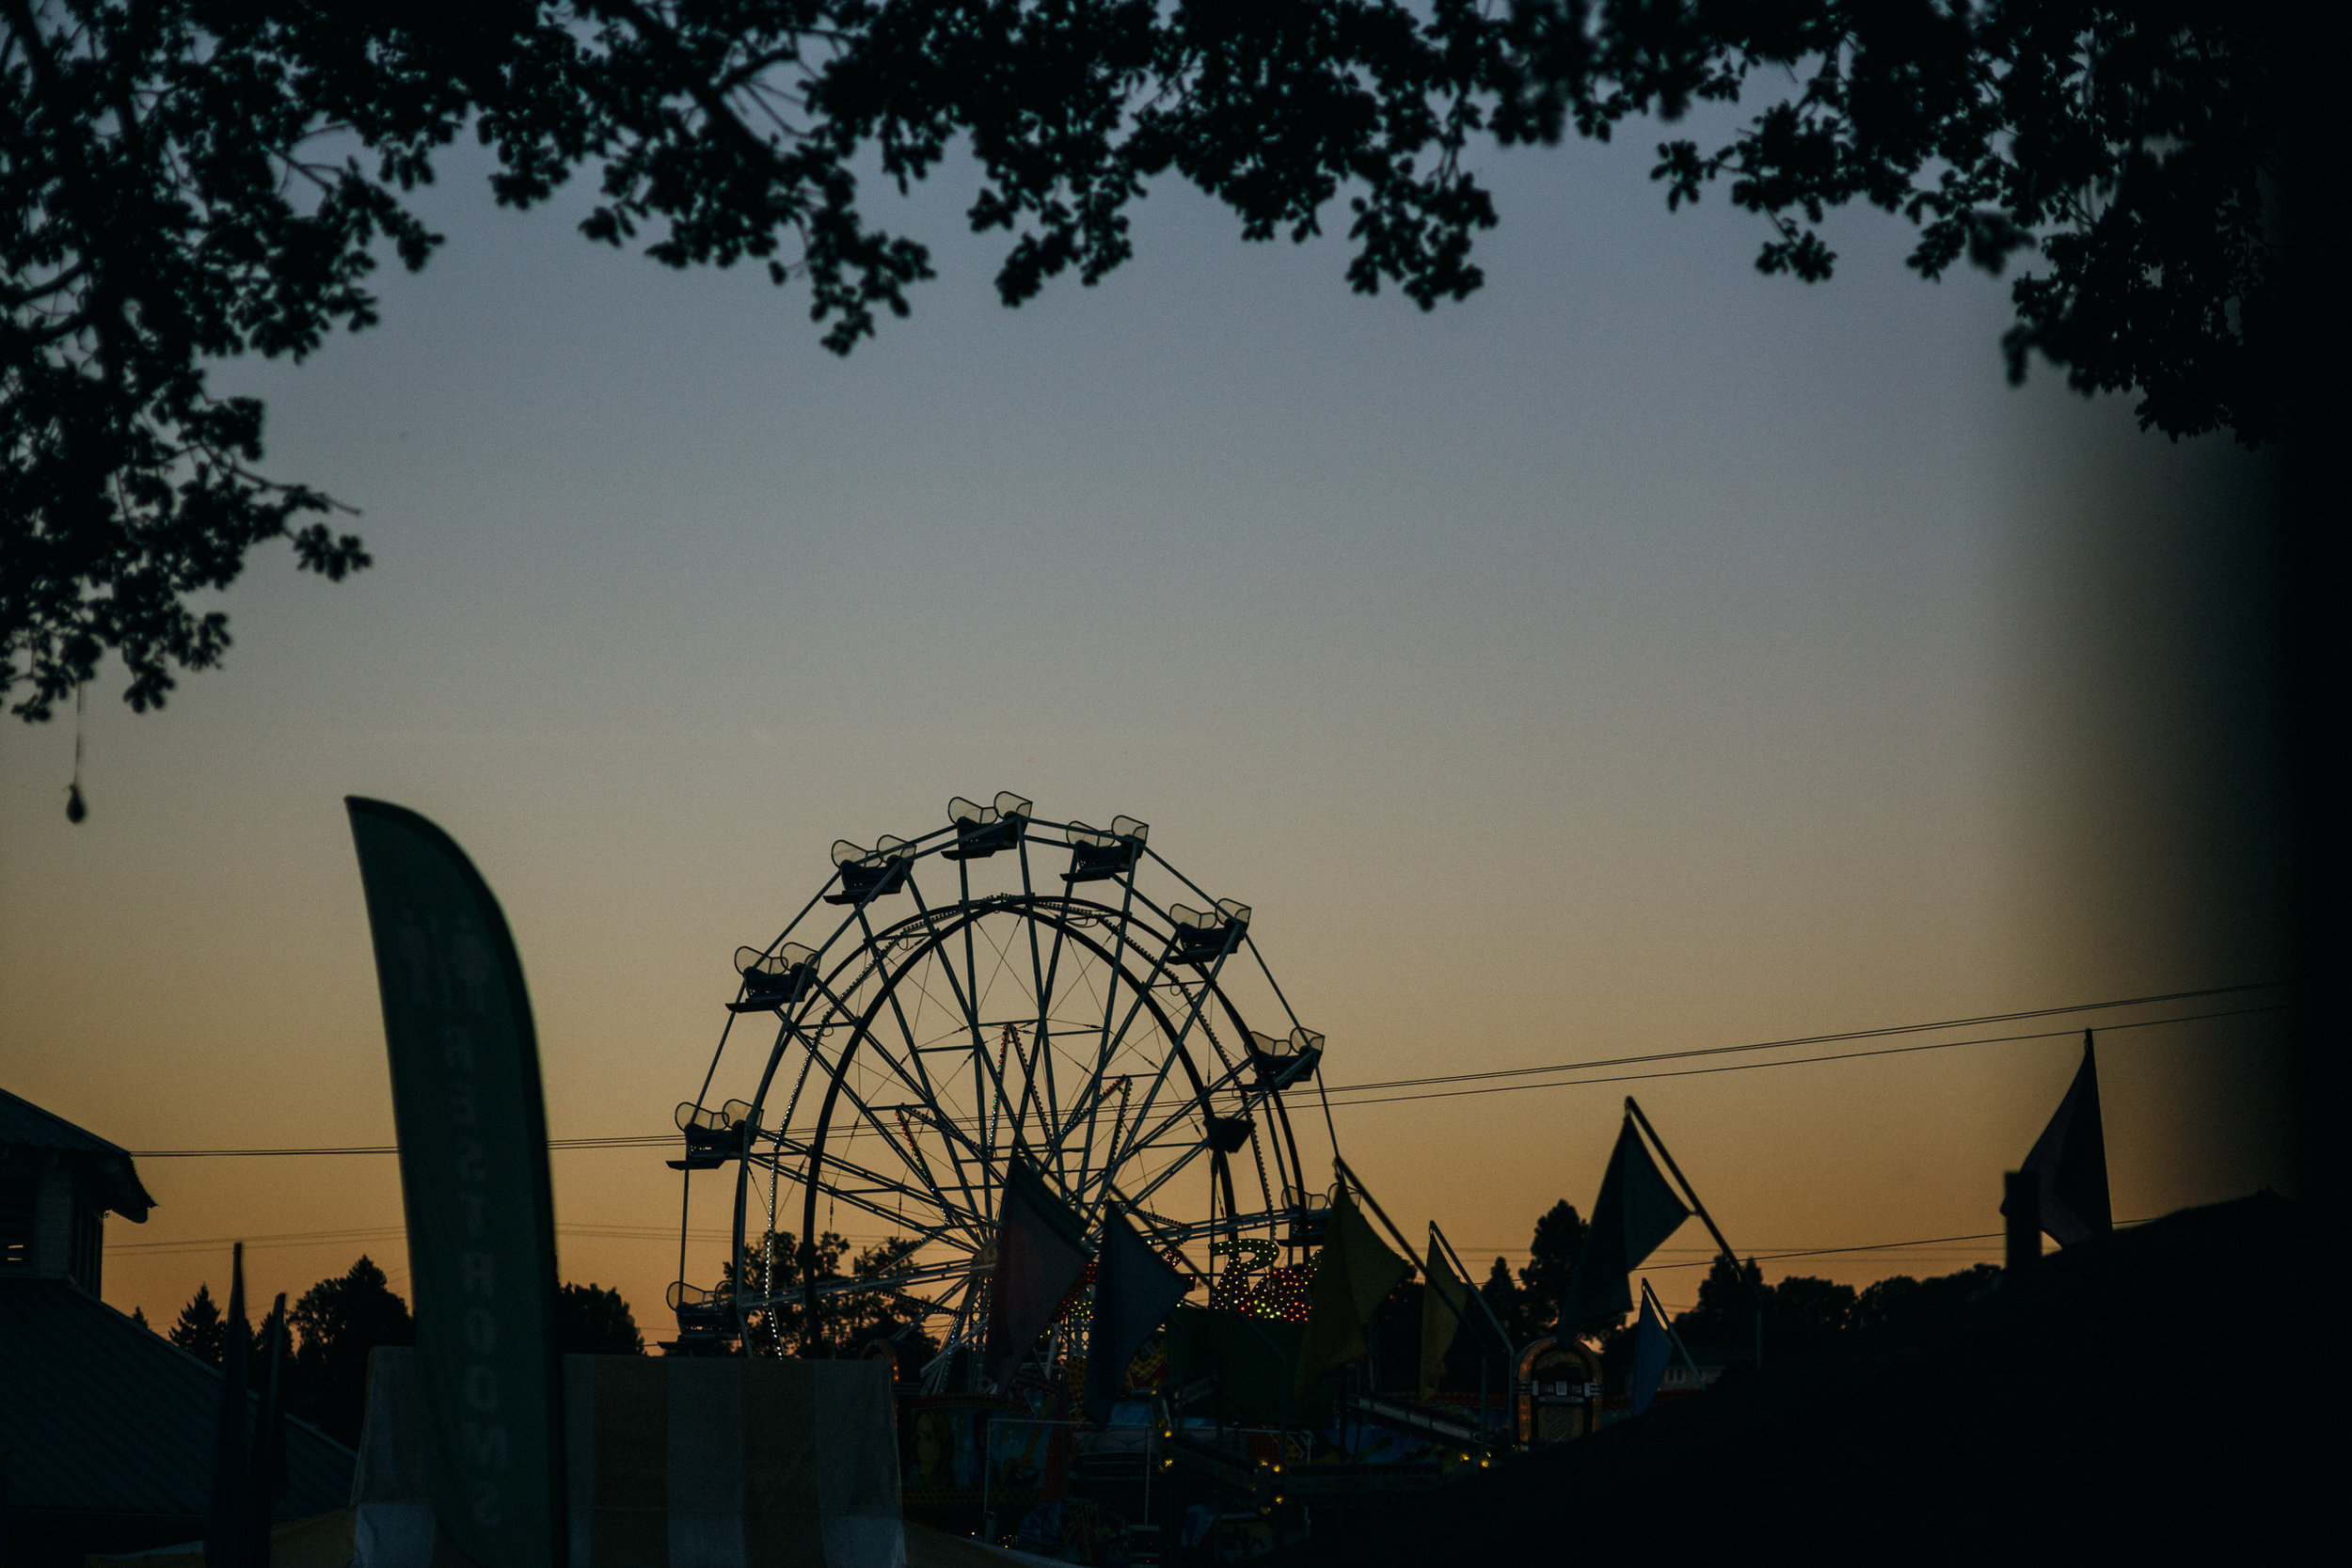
(670, 794, 1339, 1381)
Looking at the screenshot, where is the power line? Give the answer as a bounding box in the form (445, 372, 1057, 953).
(1631, 1216, 2155, 1272)
(133, 1133, 675, 1159)
(127, 984, 2282, 1159)
(111, 1222, 742, 1259)
(1322, 981, 2280, 1097)
(1322, 1004, 2282, 1111)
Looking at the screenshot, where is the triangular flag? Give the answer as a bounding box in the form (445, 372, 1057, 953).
(1086, 1209, 1188, 1425)
(2022, 1032, 2111, 1247)
(1629, 1287, 1672, 1416)
(1295, 1185, 1410, 1397)
(204, 1243, 253, 1568)
(1559, 1116, 1691, 1330)
(1418, 1236, 1472, 1404)
(985, 1162, 1091, 1389)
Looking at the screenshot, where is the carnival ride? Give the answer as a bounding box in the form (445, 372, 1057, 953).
(668, 794, 1341, 1388)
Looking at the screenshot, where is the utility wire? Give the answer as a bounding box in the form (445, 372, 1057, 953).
(1322, 1004, 2284, 1111)
(1631, 1216, 2155, 1272)
(1324, 981, 2280, 1097)
(129, 984, 2282, 1159)
(112, 1221, 739, 1258)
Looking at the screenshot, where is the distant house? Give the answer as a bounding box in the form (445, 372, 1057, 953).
(0, 1087, 354, 1568)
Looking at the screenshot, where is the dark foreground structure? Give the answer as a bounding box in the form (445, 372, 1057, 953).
(0, 1089, 354, 1567)
(1272, 1193, 2324, 1563)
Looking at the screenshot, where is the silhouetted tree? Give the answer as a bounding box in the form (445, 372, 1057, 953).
(730, 1232, 941, 1360)
(556, 1282, 644, 1356)
(1482, 1255, 1537, 1349)
(1761, 1275, 1858, 1365)
(130, 1305, 149, 1331)
(1517, 1201, 1587, 1331)
(1668, 1260, 2008, 1370)
(1852, 1264, 2003, 1332)
(1672, 1254, 1768, 1352)
(244, 1294, 289, 1391)
(289, 1256, 414, 1446)
(168, 1281, 224, 1363)
(4, 3, 2281, 725)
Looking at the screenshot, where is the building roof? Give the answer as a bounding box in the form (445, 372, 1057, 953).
(0, 1279, 353, 1519)
(0, 1085, 157, 1220)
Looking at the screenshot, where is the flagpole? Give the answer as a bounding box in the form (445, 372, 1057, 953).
(1623, 1097, 1764, 1370)
(1430, 1222, 1510, 1449)
(1331, 1157, 1420, 1279)
(1621, 1099, 1740, 1273)
(1429, 1222, 1514, 1359)
(1640, 1277, 1703, 1384)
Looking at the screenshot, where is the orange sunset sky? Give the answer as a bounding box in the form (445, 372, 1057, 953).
(1, 124, 2291, 1339)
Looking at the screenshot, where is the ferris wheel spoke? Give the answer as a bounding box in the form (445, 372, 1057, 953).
(1079, 875, 1145, 1151)
(1088, 945, 1242, 1214)
(787, 1253, 978, 1305)
(794, 1013, 981, 1235)
(835, 917, 990, 1220)
(902, 885, 1026, 1209)
(1115, 1057, 1257, 1174)
(1042, 945, 1177, 1174)
(1014, 841, 1067, 1180)
(1113, 1127, 1229, 1216)
(763, 1132, 982, 1233)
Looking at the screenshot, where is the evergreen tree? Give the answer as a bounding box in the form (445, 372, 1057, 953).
(1673, 1255, 1768, 1351)
(290, 1256, 414, 1446)
(1482, 1255, 1536, 1348)
(131, 1306, 150, 1331)
(168, 1281, 224, 1363)
(1516, 1201, 1587, 1331)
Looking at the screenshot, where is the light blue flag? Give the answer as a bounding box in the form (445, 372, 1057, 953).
(1629, 1288, 1672, 1416)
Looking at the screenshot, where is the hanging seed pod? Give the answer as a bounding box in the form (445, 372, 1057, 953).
(66, 783, 87, 823)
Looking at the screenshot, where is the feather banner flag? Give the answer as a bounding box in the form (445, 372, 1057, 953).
(1559, 1115, 1691, 1331)
(1086, 1208, 1188, 1426)
(1295, 1186, 1410, 1399)
(348, 798, 565, 1568)
(985, 1162, 1091, 1391)
(2023, 1031, 2112, 1247)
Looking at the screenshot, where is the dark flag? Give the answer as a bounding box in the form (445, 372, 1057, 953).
(1559, 1116, 1691, 1330)
(204, 1243, 253, 1568)
(985, 1163, 1090, 1391)
(1085, 1208, 1187, 1426)
(247, 1292, 288, 1566)
(349, 799, 566, 1568)
(1295, 1186, 1411, 1398)
(2023, 1031, 2112, 1246)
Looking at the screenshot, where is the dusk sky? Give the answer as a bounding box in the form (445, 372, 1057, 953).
(0, 119, 2289, 1336)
